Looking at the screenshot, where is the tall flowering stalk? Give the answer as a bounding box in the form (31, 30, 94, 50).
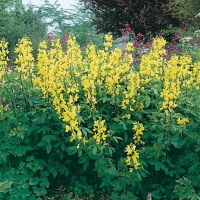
(0, 38, 9, 80)
(14, 37, 35, 96)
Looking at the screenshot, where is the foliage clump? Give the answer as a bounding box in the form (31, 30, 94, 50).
(0, 31, 200, 199)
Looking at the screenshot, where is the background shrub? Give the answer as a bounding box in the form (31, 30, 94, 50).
(78, 0, 200, 38)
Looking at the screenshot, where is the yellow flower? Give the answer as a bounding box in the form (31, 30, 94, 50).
(14, 37, 34, 80)
(0, 38, 9, 80)
(93, 119, 108, 144)
(177, 117, 189, 127)
(125, 42, 134, 52)
(125, 143, 140, 171)
(65, 125, 70, 132)
(132, 122, 144, 144)
(129, 168, 133, 172)
(104, 34, 113, 42)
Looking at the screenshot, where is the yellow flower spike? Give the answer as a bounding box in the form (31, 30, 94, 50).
(14, 37, 35, 84)
(103, 34, 113, 50)
(125, 145, 133, 155)
(70, 132, 77, 142)
(77, 130, 82, 140)
(125, 42, 134, 52)
(93, 119, 108, 144)
(160, 53, 194, 111)
(125, 143, 140, 171)
(132, 122, 144, 145)
(126, 156, 131, 165)
(177, 117, 189, 127)
(122, 113, 131, 119)
(134, 162, 140, 170)
(152, 37, 167, 50)
(140, 37, 166, 84)
(36, 35, 83, 143)
(104, 34, 113, 42)
(0, 38, 9, 80)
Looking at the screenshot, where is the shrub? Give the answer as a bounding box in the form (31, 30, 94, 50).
(168, 0, 200, 30)
(0, 31, 200, 199)
(78, 0, 199, 38)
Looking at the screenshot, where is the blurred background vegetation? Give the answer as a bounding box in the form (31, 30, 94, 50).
(1, 0, 199, 57)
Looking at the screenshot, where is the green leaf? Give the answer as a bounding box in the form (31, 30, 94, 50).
(145, 98, 151, 107)
(155, 162, 161, 170)
(160, 163, 168, 172)
(122, 121, 127, 130)
(93, 146, 97, 155)
(171, 134, 186, 148)
(37, 140, 47, 147)
(159, 185, 165, 193)
(46, 143, 52, 154)
(78, 149, 82, 157)
(14, 146, 33, 156)
(112, 136, 123, 143)
(28, 96, 43, 104)
(0, 181, 13, 193)
(136, 172, 142, 180)
(67, 146, 78, 155)
(29, 177, 40, 186)
(152, 184, 160, 188)
(140, 170, 147, 177)
(81, 128, 87, 136)
(42, 135, 57, 142)
(26, 156, 35, 162)
(153, 88, 158, 95)
(61, 142, 65, 151)
(52, 170, 58, 178)
(32, 116, 42, 123)
(83, 127, 93, 134)
(33, 186, 47, 196)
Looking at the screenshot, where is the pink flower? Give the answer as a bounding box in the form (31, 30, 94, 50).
(137, 33, 144, 37)
(159, 32, 165, 36)
(145, 42, 152, 49)
(47, 32, 55, 40)
(124, 24, 130, 27)
(133, 41, 140, 48)
(174, 33, 181, 39)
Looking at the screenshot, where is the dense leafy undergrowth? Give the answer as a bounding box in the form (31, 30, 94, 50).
(0, 29, 200, 200)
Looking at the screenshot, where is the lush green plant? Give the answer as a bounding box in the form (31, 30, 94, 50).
(173, 177, 200, 200)
(0, 29, 200, 200)
(0, 38, 69, 199)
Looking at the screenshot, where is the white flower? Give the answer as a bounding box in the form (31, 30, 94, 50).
(180, 37, 192, 43)
(194, 30, 200, 37)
